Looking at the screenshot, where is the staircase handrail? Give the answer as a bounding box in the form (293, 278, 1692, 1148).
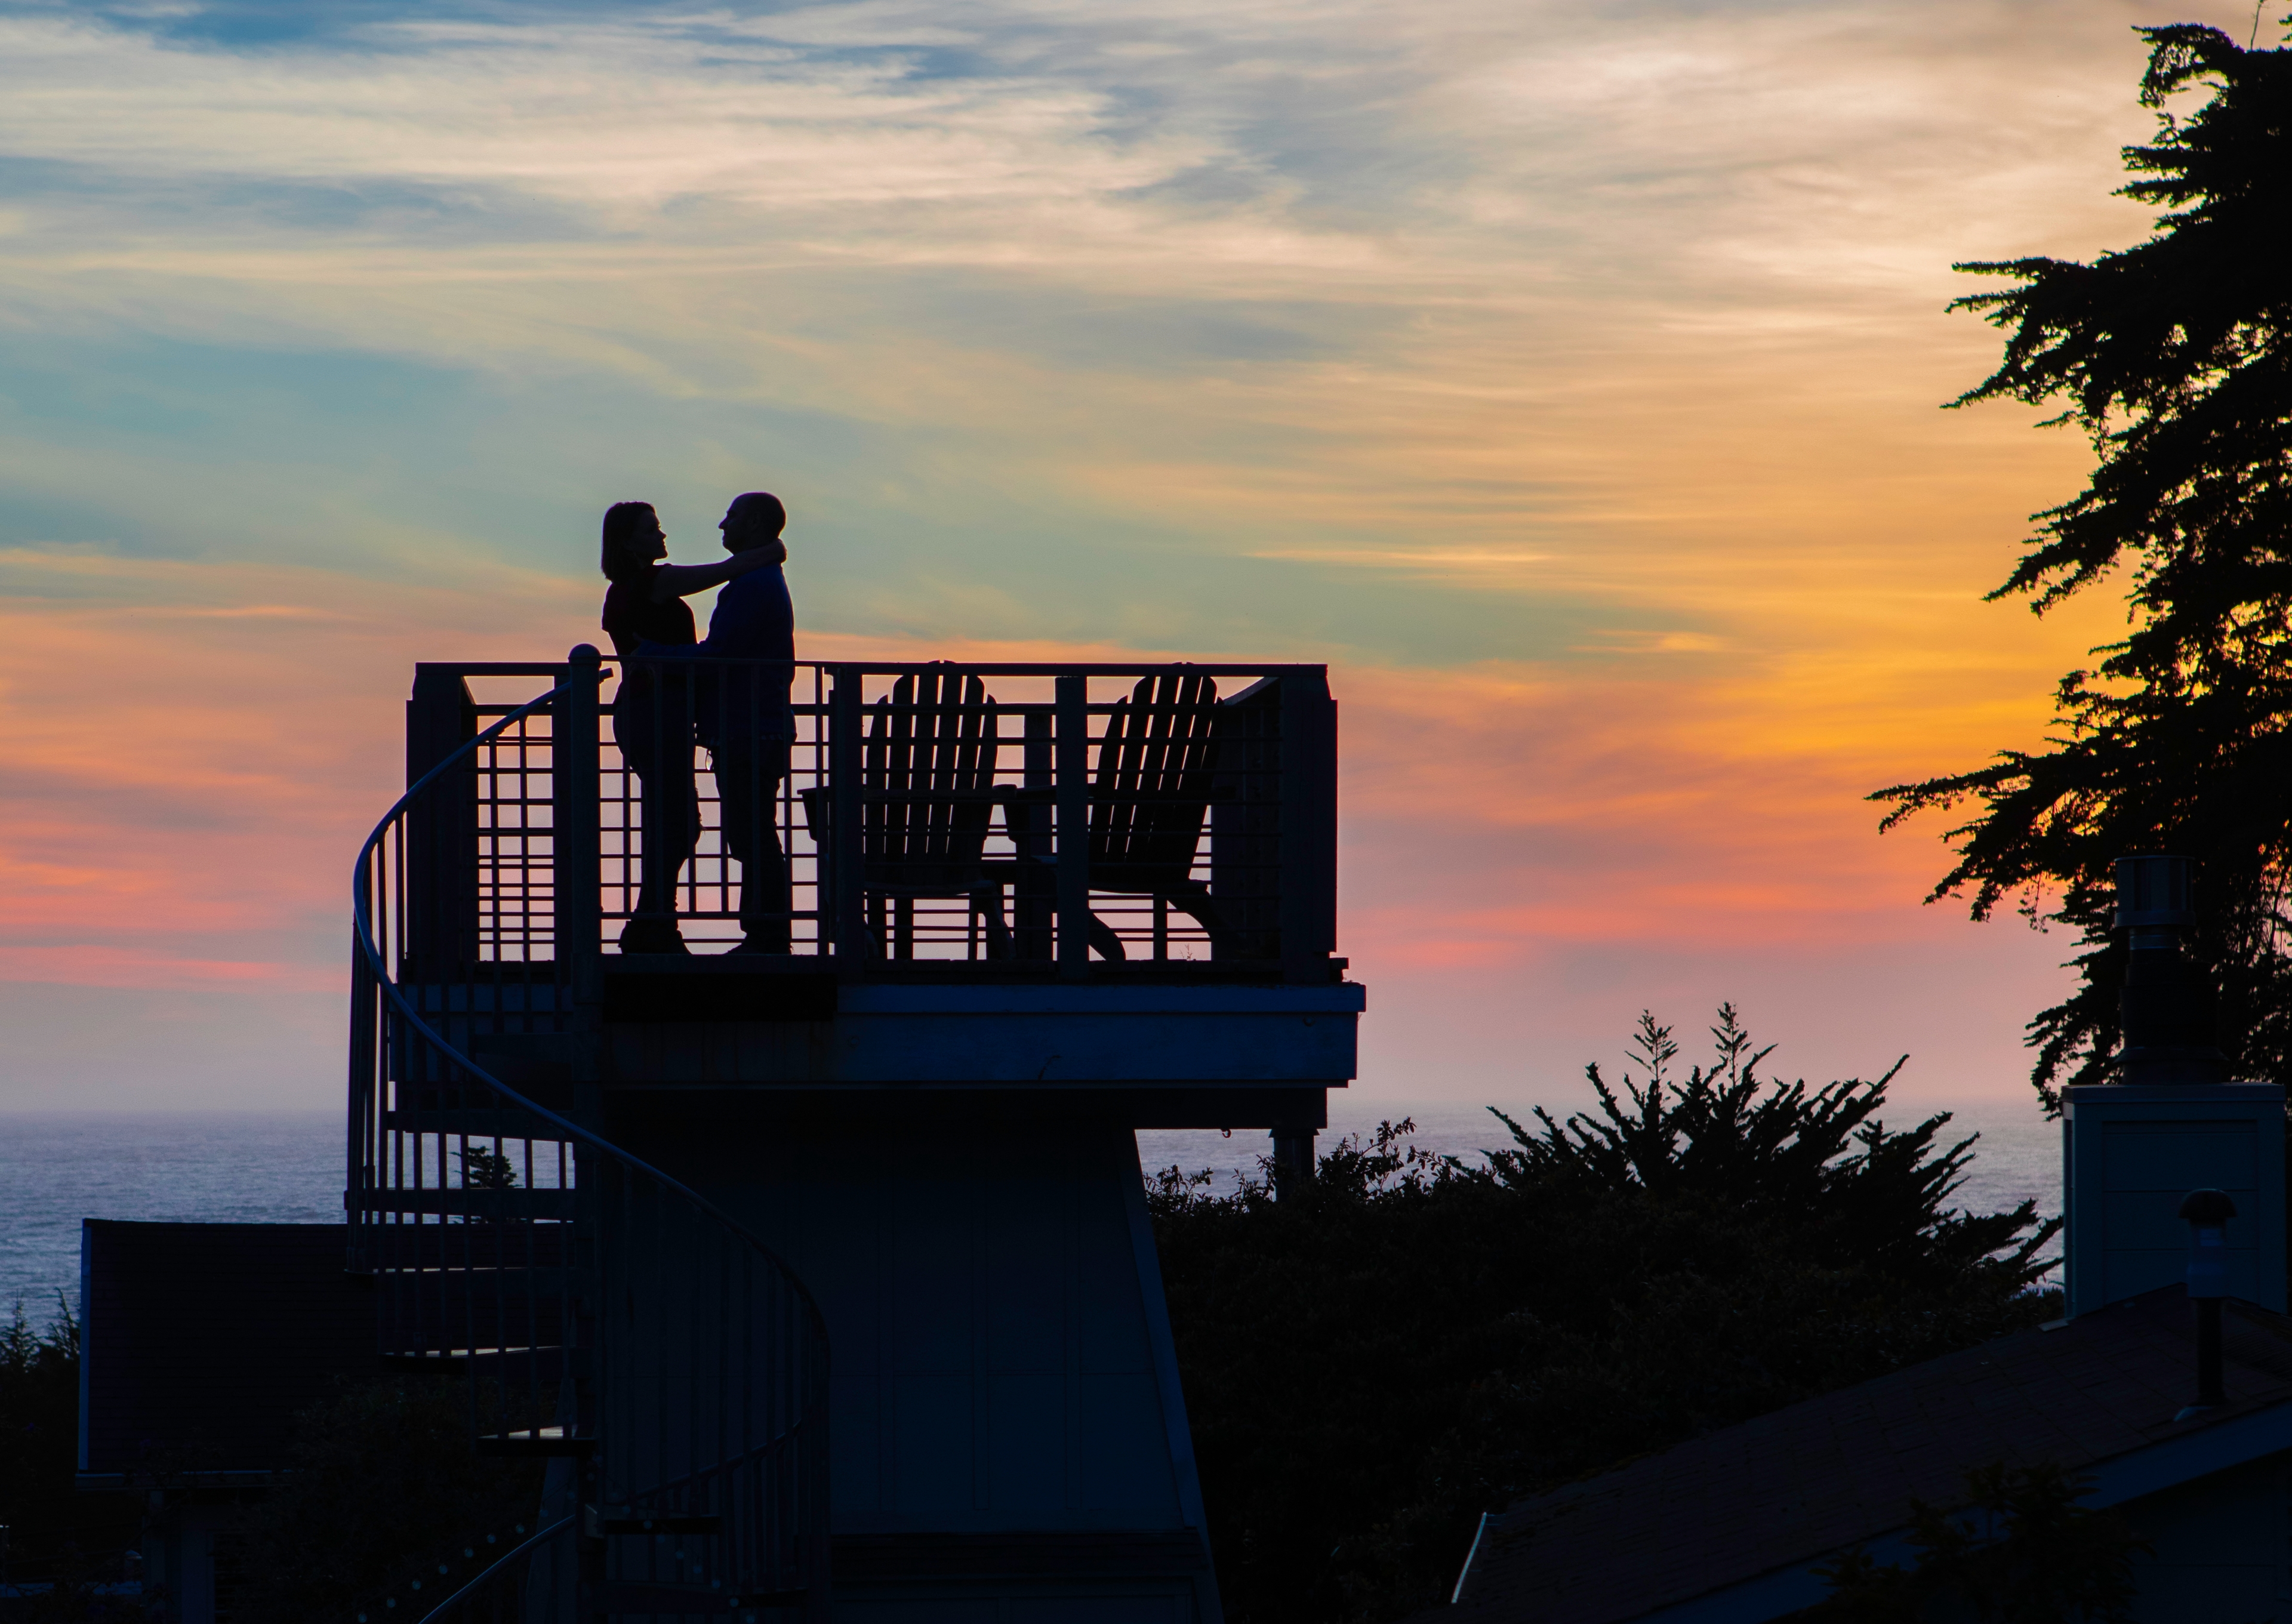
(410, 1516, 576, 1624)
(350, 667, 830, 1339)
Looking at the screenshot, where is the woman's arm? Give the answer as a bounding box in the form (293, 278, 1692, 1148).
(648, 541, 786, 602)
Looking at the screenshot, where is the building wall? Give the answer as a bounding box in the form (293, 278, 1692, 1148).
(2062, 1084, 2288, 1316)
(609, 1103, 1219, 1622)
(2121, 1451, 2292, 1623)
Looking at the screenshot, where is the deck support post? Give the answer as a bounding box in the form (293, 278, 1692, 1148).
(1017, 708, 1055, 959)
(405, 665, 479, 978)
(556, 646, 604, 972)
(830, 667, 865, 959)
(1277, 671, 1337, 984)
(1271, 1129, 1316, 1197)
(1055, 674, 1089, 979)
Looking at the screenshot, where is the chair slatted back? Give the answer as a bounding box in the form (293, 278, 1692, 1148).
(1089, 670, 1219, 879)
(862, 667, 998, 874)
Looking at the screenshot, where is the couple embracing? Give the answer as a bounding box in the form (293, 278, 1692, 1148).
(598, 491, 795, 956)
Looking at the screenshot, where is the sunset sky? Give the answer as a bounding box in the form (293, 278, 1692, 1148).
(0, 0, 2268, 1117)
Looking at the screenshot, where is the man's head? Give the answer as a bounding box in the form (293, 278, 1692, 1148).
(719, 492, 788, 557)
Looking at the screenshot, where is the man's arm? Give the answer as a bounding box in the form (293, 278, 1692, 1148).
(648, 538, 789, 602)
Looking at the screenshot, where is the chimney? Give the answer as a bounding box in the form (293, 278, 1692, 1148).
(2115, 856, 2226, 1085)
(2060, 856, 2286, 1317)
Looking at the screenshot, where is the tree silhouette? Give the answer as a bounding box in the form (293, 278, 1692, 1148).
(1875, 24, 2292, 1103)
(1811, 1461, 2145, 1622)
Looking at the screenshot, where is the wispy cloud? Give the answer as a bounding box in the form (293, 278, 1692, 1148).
(1246, 547, 1555, 569)
(0, 0, 2263, 1103)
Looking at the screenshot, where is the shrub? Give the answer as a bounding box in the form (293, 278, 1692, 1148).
(1149, 1009, 2061, 1624)
(1486, 1006, 2059, 1289)
(1810, 1460, 2145, 1622)
(229, 1379, 543, 1624)
(0, 1295, 141, 1619)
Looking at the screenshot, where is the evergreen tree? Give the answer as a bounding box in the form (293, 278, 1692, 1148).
(1875, 24, 2292, 1102)
(1811, 1461, 2146, 1623)
(0, 1294, 140, 1611)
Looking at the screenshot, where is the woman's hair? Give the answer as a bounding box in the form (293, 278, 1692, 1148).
(600, 501, 659, 584)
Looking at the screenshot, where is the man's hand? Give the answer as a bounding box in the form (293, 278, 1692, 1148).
(726, 538, 788, 571)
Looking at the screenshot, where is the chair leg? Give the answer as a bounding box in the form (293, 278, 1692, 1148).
(1164, 883, 1238, 956)
(971, 885, 1015, 960)
(1085, 911, 1126, 962)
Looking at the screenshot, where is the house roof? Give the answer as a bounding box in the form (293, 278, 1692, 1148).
(80, 1221, 378, 1480)
(1444, 1288, 2292, 1623)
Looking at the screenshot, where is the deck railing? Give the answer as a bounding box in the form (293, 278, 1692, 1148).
(355, 674, 832, 1622)
(402, 651, 1339, 979)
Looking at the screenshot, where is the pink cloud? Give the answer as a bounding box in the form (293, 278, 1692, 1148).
(0, 583, 2079, 1108)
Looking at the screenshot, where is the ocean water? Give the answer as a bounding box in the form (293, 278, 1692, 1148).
(0, 1099, 2063, 1332)
(0, 1113, 343, 1330)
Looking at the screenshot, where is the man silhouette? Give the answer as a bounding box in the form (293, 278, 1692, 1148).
(658, 492, 794, 953)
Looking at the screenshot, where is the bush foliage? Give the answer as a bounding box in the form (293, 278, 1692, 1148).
(1149, 1009, 2062, 1624)
(230, 1379, 543, 1624)
(1809, 1460, 2145, 1623)
(0, 1296, 140, 1619)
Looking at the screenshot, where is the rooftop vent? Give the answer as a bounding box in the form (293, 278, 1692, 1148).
(2176, 1187, 2236, 1419)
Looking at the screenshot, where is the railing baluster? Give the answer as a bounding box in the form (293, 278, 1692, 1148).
(357, 668, 831, 1624)
(552, 648, 602, 966)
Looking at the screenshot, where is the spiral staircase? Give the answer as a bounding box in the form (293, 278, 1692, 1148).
(323, 642, 1357, 1623)
(348, 665, 831, 1623)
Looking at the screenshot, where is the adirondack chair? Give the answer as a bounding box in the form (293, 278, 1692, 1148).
(1080, 670, 1233, 961)
(800, 666, 1016, 959)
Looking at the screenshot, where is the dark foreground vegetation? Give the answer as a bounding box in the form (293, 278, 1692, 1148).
(0, 1304, 538, 1623)
(228, 1379, 544, 1624)
(5, 1010, 2058, 1624)
(0, 1299, 138, 1620)
(1150, 1009, 2062, 1624)
(1809, 1460, 2145, 1623)
(1, 1301, 138, 1622)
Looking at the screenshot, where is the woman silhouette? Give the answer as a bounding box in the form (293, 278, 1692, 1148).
(599, 500, 778, 953)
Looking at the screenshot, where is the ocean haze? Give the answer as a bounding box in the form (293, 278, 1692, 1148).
(1141, 1096, 2061, 1235)
(1, 1099, 2063, 1330)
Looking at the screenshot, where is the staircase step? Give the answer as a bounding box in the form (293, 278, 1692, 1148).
(381, 1108, 576, 1141)
(376, 1301, 573, 1335)
(477, 1426, 594, 1458)
(592, 1580, 804, 1613)
(466, 1032, 577, 1088)
(586, 1510, 725, 1537)
(353, 1187, 577, 1220)
(362, 1228, 574, 1268)
(381, 1345, 568, 1378)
